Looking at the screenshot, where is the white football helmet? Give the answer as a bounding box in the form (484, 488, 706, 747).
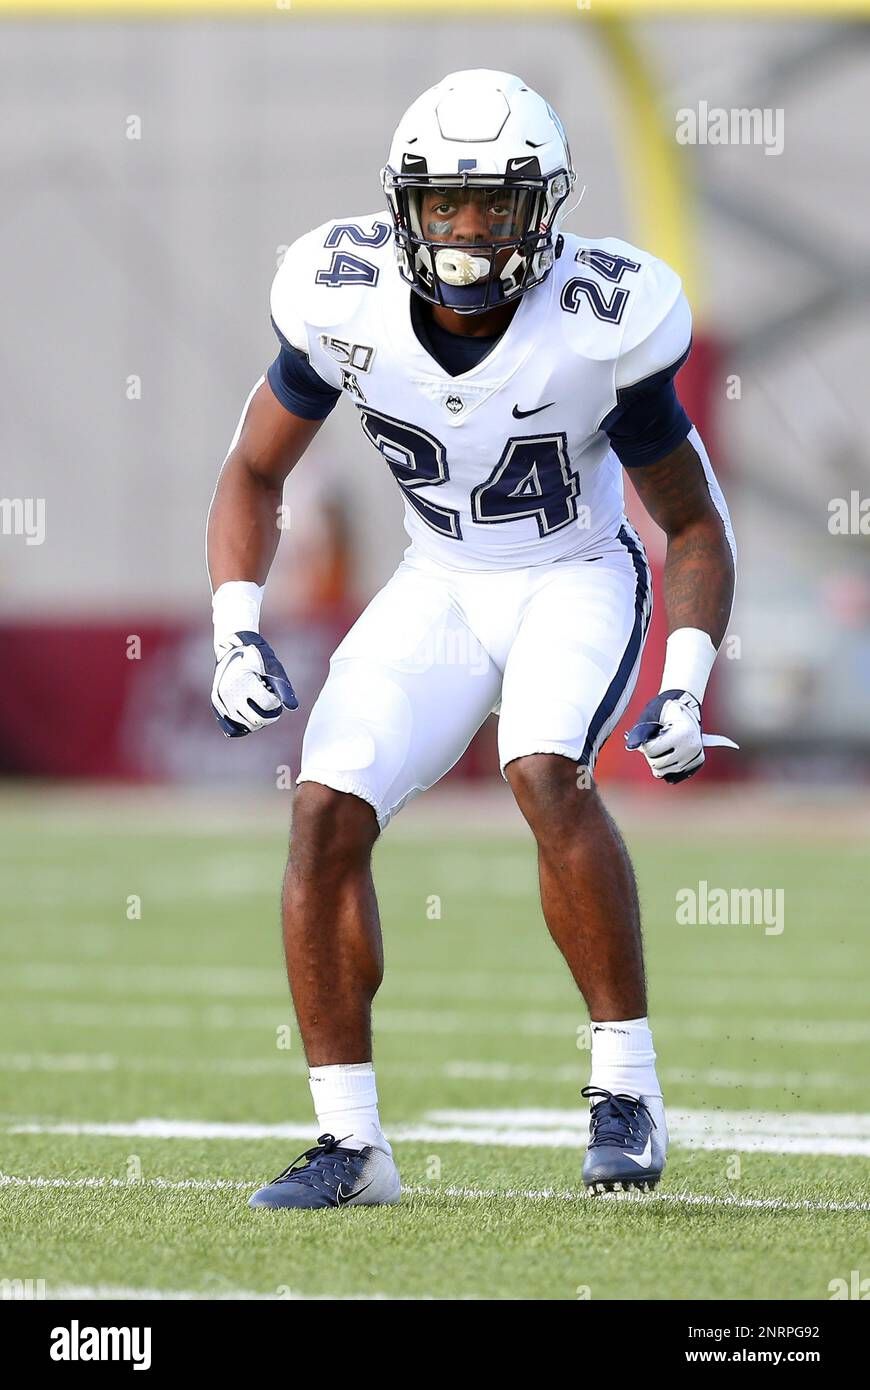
(381, 69, 576, 314)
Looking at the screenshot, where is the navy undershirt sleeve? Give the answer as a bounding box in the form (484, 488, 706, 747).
(602, 347, 693, 468)
(266, 321, 341, 421)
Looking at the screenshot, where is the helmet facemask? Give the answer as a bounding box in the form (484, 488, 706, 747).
(383, 166, 572, 314)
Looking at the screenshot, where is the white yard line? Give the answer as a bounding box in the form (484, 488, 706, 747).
(0, 1052, 305, 1077)
(4, 1120, 345, 1141)
(0, 1050, 859, 1093)
(421, 1107, 870, 1156)
(4, 1001, 869, 1043)
(408, 1185, 870, 1214)
(0, 964, 280, 997)
(0, 1173, 254, 1192)
(428, 1106, 870, 1135)
(1, 1052, 861, 1097)
(0, 1051, 855, 1093)
(2, 1172, 867, 1215)
(443, 1061, 859, 1092)
(395, 1125, 870, 1156)
(658, 1066, 856, 1093)
(2, 963, 867, 1006)
(7, 1107, 870, 1156)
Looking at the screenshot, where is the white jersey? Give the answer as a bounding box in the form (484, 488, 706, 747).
(270, 211, 691, 572)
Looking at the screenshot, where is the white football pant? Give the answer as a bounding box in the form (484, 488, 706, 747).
(299, 524, 652, 829)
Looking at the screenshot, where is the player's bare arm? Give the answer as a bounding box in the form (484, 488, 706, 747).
(627, 434, 734, 646)
(207, 383, 323, 738)
(625, 433, 738, 784)
(207, 381, 323, 588)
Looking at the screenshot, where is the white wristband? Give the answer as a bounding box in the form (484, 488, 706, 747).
(659, 627, 718, 704)
(212, 580, 264, 655)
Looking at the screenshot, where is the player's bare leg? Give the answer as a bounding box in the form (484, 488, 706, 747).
(282, 781, 382, 1064)
(506, 751, 667, 1193)
(506, 752, 645, 1018)
(248, 783, 401, 1209)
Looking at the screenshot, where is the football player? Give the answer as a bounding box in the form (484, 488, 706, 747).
(207, 70, 736, 1207)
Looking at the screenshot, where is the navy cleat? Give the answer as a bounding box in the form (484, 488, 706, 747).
(581, 1087, 668, 1197)
(248, 1133, 401, 1210)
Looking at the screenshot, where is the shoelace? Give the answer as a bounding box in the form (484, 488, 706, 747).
(270, 1133, 360, 1190)
(581, 1087, 656, 1150)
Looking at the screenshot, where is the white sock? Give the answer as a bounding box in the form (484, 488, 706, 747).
(587, 1017, 662, 1100)
(308, 1063, 392, 1157)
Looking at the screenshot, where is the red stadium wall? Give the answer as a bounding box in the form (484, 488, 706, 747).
(0, 618, 338, 784)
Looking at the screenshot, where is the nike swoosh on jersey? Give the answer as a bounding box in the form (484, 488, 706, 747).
(626, 1136, 653, 1168)
(512, 401, 555, 419)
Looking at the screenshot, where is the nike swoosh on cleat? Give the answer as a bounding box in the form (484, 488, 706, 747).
(626, 1136, 653, 1169)
(512, 402, 555, 419)
(336, 1179, 373, 1206)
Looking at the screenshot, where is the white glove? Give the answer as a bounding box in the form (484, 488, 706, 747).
(625, 689, 737, 784)
(211, 630, 297, 738)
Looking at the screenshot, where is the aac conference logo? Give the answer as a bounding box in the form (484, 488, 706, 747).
(49, 1321, 152, 1371)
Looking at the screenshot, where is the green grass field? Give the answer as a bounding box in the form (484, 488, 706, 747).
(1, 788, 868, 1301)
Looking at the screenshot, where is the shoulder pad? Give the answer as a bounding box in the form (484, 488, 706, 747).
(614, 248, 691, 388)
(555, 235, 690, 382)
(270, 211, 393, 352)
